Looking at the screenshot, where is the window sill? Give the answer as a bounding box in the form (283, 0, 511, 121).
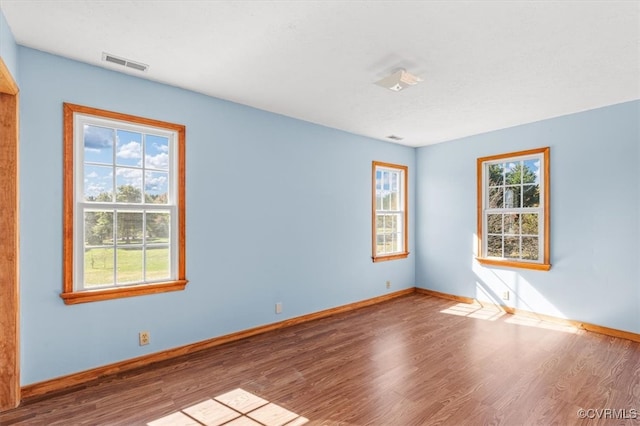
(60, 280, 188, 305)
(372, 252, 410, 263)
(476, 257, 551, 271)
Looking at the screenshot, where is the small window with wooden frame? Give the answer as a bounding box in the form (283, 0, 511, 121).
(477, 147, 550, 271)
(372, 161, 409, 262)
(62, 103, 187, 304)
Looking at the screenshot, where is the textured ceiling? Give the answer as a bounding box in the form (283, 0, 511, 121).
(1, 0, 638, 147)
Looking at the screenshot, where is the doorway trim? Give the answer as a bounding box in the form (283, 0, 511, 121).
(0, 56, 20, 411)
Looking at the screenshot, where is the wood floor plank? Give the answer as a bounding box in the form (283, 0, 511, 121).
(2, 293, 640, 425)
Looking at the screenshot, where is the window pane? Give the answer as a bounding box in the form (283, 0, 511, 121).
(116, 246, 143, 284)
(390, 233, 397, 253)
(145, 134, 170, 170)
(489, 187, 503, 208)
(84, 247, 114, 287)
(522, 237, 539, 260)
(116, 169, 143, 203)
(523, 159, 540, 184)
(116, 130, 142, 167)
(389, 191, 399, 211)
(504, 186, 521, 208)
(376, 234, 385, 254)
(487, 214, 502, 234)
(504, 214, 520, 235)
(504, 236, 520, 259)
(146, 246, 170, 281)
(521, 213, 538, 235)
(85, 211, 113, 245)
(390, 171, 398, 192)
(522, 184, 539, 207)
(84, 165, 113, 201)
(488, 164, 504, 186)
(504, 162, 520, 184)
(146, 212, 170, 242)
(145, 171, 169, 204)
(487, 235, 502, 257)
(84, 125, 114, 164)
(389, 214, 398, 233)
(117, 212, 143, 244)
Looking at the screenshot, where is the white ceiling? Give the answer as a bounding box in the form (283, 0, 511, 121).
(1, 0, 638, 147)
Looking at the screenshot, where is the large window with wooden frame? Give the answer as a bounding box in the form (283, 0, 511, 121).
(62, 103, 187, 304)
(372, 161, 409, 262)
(477, 147, 550, 271)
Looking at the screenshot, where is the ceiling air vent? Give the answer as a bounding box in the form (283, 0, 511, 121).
(102, 52, 149, 72)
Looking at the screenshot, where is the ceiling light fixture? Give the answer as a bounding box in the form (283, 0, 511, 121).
(374, 69, 422, 92)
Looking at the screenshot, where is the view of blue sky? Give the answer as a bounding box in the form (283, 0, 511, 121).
(83, 124, 170, 200)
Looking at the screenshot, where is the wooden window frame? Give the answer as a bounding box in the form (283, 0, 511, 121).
(476, 147, 551, 271)
(61, 103, 187, 305)
(372, 161, 409, 262)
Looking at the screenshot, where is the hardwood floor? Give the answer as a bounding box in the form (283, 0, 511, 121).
(1, 293, 639, 425)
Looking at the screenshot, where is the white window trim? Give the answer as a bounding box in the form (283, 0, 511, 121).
(372, 161, 409, 262)
(476, 147, 551, 271)
(62, 103, 187, 304)
(73, 114, 179, 291)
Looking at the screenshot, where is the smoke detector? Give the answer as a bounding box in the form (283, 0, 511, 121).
(374, 69, 422, 92)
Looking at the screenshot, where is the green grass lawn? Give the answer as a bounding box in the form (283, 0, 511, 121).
(84, 246, 169, 286)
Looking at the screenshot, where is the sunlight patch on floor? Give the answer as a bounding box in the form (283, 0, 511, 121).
(148, 388, 308, 426)
(504, 315, 580, 333)
(440, 302, 580, 334)
(440, 303, 505, 321)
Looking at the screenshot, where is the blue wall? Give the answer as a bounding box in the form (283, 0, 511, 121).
(12, 35, 640, 386)
(416, 101, 640, 334)
(0, 7, 18, 79)
(18, 47, 415, 385)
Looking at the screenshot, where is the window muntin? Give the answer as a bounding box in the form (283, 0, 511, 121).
(63, 104, 187, 304)
(372, 161, 408, 262)
(477, 147, 550, 271)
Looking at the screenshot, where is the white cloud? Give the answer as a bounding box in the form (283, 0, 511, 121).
(85, 183, 109, 197)
(117, 141, 142, 159)
(154, 142, 169, 153)
(116, 168, 142, 187)
(145, 173, 167, 192)
(145, 152, 169, 169)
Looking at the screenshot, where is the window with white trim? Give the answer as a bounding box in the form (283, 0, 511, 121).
(372, 161, 409, 262)
(477, 147, 550, 271)
(62, 104, 187, 304)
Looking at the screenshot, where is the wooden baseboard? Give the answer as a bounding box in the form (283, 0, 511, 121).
(21, 288, 414, 400)
(415, 287, 475, 304)
(416, 287, 640, 343)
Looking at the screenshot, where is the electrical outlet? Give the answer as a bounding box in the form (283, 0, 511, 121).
(386, 280, 391, 289)
(275, 302, 282, 314)
(502, 291, 510, 301)
(139, 331, 150, 346)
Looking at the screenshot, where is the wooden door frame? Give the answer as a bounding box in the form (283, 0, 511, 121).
(0, 56, 20, 411)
